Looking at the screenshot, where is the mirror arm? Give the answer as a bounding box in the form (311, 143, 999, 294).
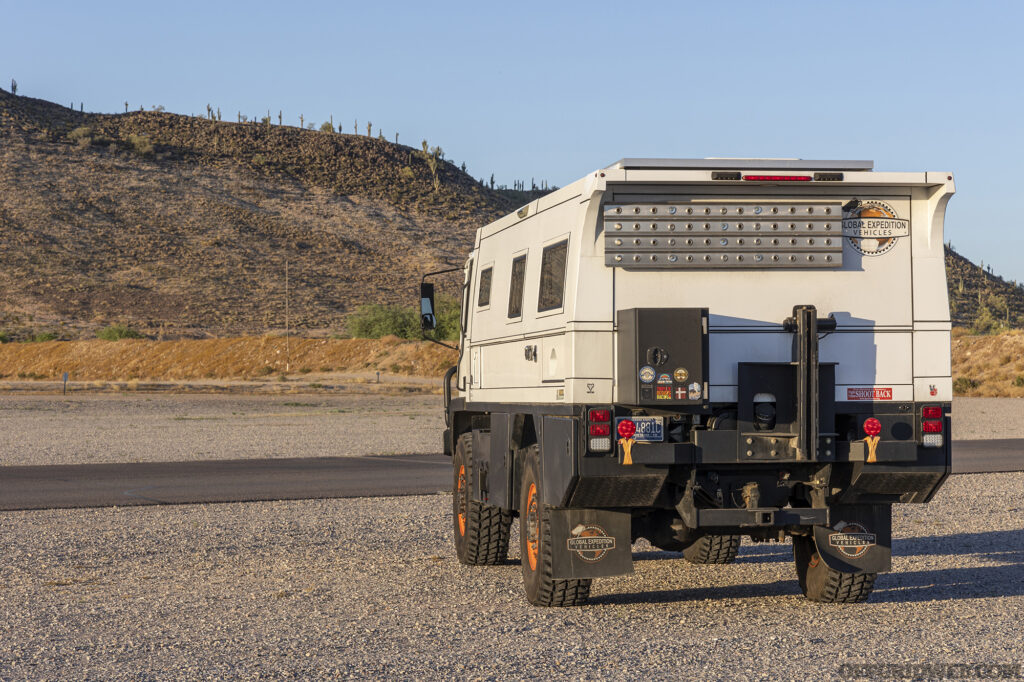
(421, 335, 458, 351)
(421, 266, 461, 283)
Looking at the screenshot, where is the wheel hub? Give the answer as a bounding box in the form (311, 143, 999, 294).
(526, 483, 539, 571)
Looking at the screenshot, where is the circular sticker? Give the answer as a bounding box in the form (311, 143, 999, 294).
(567, 524, 616, 562)
(673, 367, 689, 383)
(828, 522, 877, 558)
(842, 199, 908, 257)
(639, 366, 656, 384)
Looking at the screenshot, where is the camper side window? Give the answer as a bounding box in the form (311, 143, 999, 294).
(537, 239, 568, 312)
(507, 255, 527, 319)
(477, 267, 492, 308)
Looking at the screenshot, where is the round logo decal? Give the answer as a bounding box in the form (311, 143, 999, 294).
(827, 521, 877, 558)
(842, 199, 909, 256)
(673, 367, 689, 383)
(567, 524, 616, 562)
(639, 366, 656, 384)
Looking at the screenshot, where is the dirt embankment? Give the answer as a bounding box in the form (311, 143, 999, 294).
(1, 332, 1022, 397)
(0, 336, 458, 382)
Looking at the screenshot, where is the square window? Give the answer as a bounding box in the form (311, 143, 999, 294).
(477, 267, 492, 307)
(507, 255, 527, 318)
(538, 240, 568, 312)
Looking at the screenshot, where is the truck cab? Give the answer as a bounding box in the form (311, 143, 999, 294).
(424, 158, 954, 606)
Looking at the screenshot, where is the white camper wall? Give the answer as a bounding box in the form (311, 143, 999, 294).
(459, 164, 954, 408)
(910, 177, 956, 402)
(466, 179, 598, 404)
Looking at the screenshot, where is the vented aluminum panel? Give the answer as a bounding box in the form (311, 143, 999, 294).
(604, 201, 843, 269)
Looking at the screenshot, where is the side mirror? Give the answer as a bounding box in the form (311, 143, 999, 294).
(420, 282, 437, 331)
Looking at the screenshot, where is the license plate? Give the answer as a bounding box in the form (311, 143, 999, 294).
(618, 416, 664, 442)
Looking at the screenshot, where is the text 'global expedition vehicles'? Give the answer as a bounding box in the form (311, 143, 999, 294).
(420, 158, 954, 606)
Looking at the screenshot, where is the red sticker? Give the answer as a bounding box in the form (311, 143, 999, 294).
(847, 387, 893, 401)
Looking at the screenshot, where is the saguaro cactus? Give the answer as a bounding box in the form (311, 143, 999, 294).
(10, 79, 16, 95)
(419, 140, 443, 192)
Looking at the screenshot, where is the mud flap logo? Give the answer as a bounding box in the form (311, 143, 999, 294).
(842, 199, 908, 256)
(567, 524, 615, 562)
(828, 522, 877, 558)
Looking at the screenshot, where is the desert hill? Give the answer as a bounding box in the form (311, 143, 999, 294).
(1, 88, 1021, 339)
(945, 246, 1024, 329)
(0, 88, 539, 338)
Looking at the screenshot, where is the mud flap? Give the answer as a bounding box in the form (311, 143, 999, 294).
(548, 508, 633, 580)
(812, 504, 892, 573)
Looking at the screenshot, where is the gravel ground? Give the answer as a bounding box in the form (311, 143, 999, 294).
(0, 394, 444, 466)
(0, 473, 1021, 679)
(953, 397, 1024, 440)
(0, 394, 1020, 467)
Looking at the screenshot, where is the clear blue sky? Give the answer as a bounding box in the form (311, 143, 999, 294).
(3, 0, 1023, 281)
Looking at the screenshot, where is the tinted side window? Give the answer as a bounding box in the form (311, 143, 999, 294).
(477, 267, 492, 307)
(537, 240, 568, 312)
(507, 255, 526, 318)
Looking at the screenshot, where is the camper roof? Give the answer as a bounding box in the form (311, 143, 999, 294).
(608, 158, 874, 171)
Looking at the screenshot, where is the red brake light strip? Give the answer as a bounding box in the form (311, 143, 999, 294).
(743, 175, 813, 182)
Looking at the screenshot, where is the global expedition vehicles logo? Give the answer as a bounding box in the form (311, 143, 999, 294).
(842, 199, 909, 256)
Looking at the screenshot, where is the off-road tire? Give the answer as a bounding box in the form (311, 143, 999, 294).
(682, 534, 741, 564)
(453, 433, 512, 566)
(519, 445, 591, 607)
(792, 535, 877, 603)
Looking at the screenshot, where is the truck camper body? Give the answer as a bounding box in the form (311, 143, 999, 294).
(425, 158, 954, 606)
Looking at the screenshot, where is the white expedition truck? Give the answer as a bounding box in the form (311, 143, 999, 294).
(419, 158, 954, 607)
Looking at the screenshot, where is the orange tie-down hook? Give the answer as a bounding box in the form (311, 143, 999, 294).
(621, 438, 636, 466)
(862, 417, 882, 463)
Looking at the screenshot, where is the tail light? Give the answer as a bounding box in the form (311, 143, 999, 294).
(921, 405, 944, 448)
(617, 419, 637, 439)
(742, 175, 812, 182)
(862, 417, 882, 438)
(587, 407, 612, 452)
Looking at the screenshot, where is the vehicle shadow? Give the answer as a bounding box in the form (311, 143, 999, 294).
(589, 578, 799, 605)
(602, 529, 1024, 606)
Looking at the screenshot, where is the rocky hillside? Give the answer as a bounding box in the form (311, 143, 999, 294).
(0, 89, 540, 339)
(945, 247, 1024, 329)
(1, 88, 1021, 338)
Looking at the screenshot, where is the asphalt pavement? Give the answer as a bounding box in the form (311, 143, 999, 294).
(1, 440, 1020, 511)
(0, 454, 451, 511)
(950, 438, 1024, 473)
